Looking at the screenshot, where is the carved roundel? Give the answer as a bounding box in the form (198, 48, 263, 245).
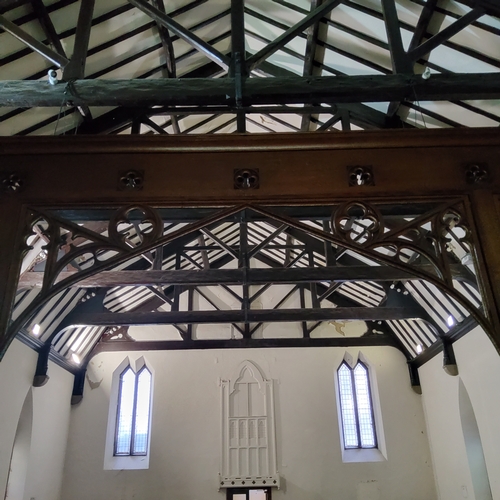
(108, 205, 163, 248)
(331, 201, 384, 245)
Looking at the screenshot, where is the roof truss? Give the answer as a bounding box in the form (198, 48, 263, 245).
(1, 0, 499, 135)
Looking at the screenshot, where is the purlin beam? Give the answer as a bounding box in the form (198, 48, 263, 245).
(2, 72, 500, 108)
(254, 59, 410, 130)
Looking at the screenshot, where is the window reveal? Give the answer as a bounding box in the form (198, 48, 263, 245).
(114, 366, 152, 456)
(337, 361, 377, 449)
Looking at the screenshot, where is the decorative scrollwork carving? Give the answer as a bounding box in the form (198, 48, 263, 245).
(347, 166, 374, 186)
(465, 163, 489, 184)
(119, 170, 144, 190)
(331, 201, 384, 245)
(330, 200, 474, 285)
(108, 205, 163, 248)
(21, 205, 164, 293)
(1, 173, 24, 193)
(234, 169, 259, 190)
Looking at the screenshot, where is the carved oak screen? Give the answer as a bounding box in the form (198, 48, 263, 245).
(220, 361, 279, 489)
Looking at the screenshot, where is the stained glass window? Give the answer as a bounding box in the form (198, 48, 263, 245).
(114, 365, 152, 456)
(337, 361, 376, 449)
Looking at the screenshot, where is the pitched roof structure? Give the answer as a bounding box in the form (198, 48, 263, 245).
(1, 0, 499, 135)
(1, 0, 499, 386)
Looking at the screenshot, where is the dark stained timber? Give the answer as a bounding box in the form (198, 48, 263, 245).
(127, 0, 230, 70)
(0, 14, 69, 68)
(247, 0, 343, 71)
(17, 264, 473, 288)
(68, 307, 425, 327)
(1, 73, 499, 107)
(94, 336, 399, 353)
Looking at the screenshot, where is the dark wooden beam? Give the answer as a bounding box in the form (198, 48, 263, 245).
(63, 0, 95, 80)
(408, 7, 485, 62)
(0, 13, 69, 67)
(380, 0, 413, 74)
(69, 306, 425, 327)
(94, 335, 398, 353)
(300, 0, 326, 132)
(73, 61, 225, 135)
(30, 0, 66, 59)
(0, 0, 30, 14)
(408, 0, 438, 53)
(411, 316, 478, 368)
(149, 0, 180, 133)
(2, 72, 500, 107)
(453, 0, 500, 18)
(128, 0, 230, 70)
(380, 0, 413, 117)
(247, 0, 342, 71)
(0, 201, 25, 359)
(255, 59, 410, 129)
(151, 0, 176, 78)
(18, 264, 473, 289)
(231, 0, 247, 132)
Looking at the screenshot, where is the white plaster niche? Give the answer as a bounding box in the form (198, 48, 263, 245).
(219, 361, 280, 489)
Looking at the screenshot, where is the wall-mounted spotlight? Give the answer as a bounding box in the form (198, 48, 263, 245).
(48, 69, 58, 85)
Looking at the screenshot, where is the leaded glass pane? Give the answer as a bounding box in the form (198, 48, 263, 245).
(132, 368, 152, 455)
(115, 368, 136, 455)
(354, 363, 376, 448)
(338, 363, 358, 448)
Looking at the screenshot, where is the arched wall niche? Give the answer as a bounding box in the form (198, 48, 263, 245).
(459, 378, 493, 500)
(220, 360, 279, 490)
(4, 388, 33, 500)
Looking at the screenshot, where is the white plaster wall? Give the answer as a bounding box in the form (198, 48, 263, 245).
(419, 354, 474, 500)
(0, 340, 37, 498)
(24, 361, 74, 500)
(454, 327, 500, 499)
(61, 345, 436, 500)
(0, 339, 74, 500)
(419, 326, 500, 500)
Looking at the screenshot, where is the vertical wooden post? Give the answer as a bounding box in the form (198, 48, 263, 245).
(469, 190, 500, 351)
(0, 199, 25, 360)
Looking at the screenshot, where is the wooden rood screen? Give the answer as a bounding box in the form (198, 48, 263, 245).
(0, 128, 499, 368)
